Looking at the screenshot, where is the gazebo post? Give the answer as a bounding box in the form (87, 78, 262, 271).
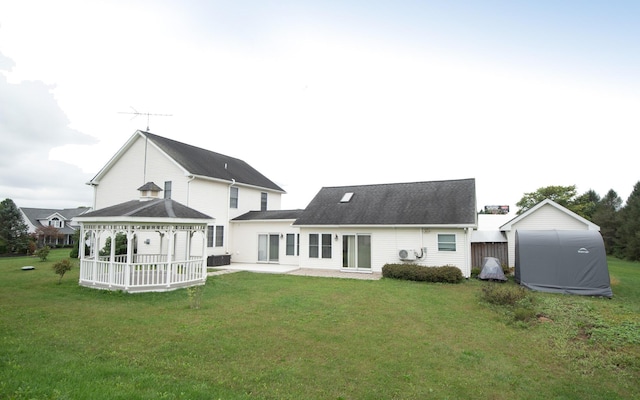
(201, 225, 207, 281)
(125, 227, 134, 290)
(166, 227, 174, 287)
(108, 229, 116, 288)
(92, 230, 99, 286)
(78, 225, 85, 284)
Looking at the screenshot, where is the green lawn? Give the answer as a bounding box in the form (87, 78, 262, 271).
(1, 250, 638, 399)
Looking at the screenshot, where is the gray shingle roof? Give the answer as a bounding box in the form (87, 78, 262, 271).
(21, 207, 91, 233)
(142, 132, 284, 192)
(78, 199, 212, 220)
(233, 209, 305, 221)
(293, 179, 477, 226)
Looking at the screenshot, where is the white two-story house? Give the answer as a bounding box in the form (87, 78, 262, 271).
(87, 130, 286, 263)
(85, 130, 477, 279)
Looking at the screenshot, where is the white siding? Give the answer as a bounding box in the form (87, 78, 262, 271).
(229, 220, 299, 266)
(297, 227, 472, 276)
(95, 136, 187, 209)
(504, 203, 592, 267)
(94, 134, 283, 259)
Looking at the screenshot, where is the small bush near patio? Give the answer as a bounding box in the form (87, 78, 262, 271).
(382, 263, 463, 283)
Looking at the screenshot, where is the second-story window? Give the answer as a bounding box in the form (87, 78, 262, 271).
(261, 192, 267, 211)
(230, 187, 238, 208)
(164, 181, 172, 199)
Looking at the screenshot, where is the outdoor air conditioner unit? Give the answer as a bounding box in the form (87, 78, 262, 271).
(398, 249, 416, 261)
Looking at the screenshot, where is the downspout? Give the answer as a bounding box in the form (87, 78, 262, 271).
(226, 178, 236, 254)
(186, 175, 195, 207)
(464, 227, 471, 278)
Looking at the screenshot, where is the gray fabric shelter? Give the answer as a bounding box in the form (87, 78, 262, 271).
(515, 230, 612, 298)
(479, 257, 507, 281)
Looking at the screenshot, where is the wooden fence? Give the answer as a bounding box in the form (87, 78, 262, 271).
(471, 242, 508, 268)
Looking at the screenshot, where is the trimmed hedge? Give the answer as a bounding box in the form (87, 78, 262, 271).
(382, 263, 463, 283)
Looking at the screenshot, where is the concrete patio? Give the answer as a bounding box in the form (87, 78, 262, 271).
(208, 263, 382, 280)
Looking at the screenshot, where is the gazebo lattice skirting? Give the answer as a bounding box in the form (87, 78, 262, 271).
(78, 222, 208, 293)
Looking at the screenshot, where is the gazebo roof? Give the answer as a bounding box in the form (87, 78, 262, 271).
(75, 199, 213, 223)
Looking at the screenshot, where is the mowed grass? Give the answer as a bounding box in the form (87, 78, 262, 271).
(0, 250, 638, 399)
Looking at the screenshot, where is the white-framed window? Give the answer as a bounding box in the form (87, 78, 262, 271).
(164, 181, 172, 199)
(230, 187, 238, 208)
(309, 233, 332, 258)
(48, 217, 62, 228)
(215, 225, 224, 247)
(286, 233, 300, 256)
(207, 226, 214, 247)
(261, 192, 267, 211)
(207, 225, 224, 247)
(438, 234, 456, 251)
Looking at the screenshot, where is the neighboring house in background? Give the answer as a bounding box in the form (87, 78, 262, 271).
(499, 199, 600, 267)
(86, 130, 286, 259)
(20, 206, 91, 246)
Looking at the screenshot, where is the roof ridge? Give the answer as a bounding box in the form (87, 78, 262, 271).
(321, 178, 475, 189)
(123, 199, 163, 216)
(142, 131, 245, 162)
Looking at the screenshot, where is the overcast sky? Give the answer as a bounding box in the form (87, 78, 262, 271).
(1, 1, 638, 212)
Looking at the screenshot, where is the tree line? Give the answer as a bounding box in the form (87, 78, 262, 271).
(515, 182, 640, 261)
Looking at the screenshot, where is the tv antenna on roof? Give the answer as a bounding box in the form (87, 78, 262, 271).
(118, 106, 172, 131)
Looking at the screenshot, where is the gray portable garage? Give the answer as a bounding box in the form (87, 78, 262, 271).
(515, 230, 612, 298)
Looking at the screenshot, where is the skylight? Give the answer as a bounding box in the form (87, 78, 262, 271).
(340, 192, 354, 203)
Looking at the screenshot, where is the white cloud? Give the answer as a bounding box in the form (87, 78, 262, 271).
(0, 53, 96, 208)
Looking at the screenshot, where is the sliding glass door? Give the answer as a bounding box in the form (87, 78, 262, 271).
(258, 234, 279, 262)
(342, 234, 371, 269)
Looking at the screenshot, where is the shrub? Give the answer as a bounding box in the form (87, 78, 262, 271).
(382, 263, 463, 283)
(513, 306, 537, 322)
(36, 246, 51, 261)
(480, 282, 528, 306)
(52, 258, 72, 284)
(471, 267, 481, 278)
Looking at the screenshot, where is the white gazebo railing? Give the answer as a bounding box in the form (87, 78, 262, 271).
(79, 255, 205, 291)
(77, 222, 209, 293)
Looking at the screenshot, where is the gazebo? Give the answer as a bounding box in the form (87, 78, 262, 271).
(74, 184, 214, 293)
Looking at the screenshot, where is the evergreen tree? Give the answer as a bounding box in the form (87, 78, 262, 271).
(573, 189, 600, 220)
(0, 198, 30, 254)
(592, 189, 622, 255)
(617, 181, 640, 261)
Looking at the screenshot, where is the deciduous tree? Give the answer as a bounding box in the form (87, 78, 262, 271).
(34, 225, 63, 247)
(516, 185, 578, 215)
